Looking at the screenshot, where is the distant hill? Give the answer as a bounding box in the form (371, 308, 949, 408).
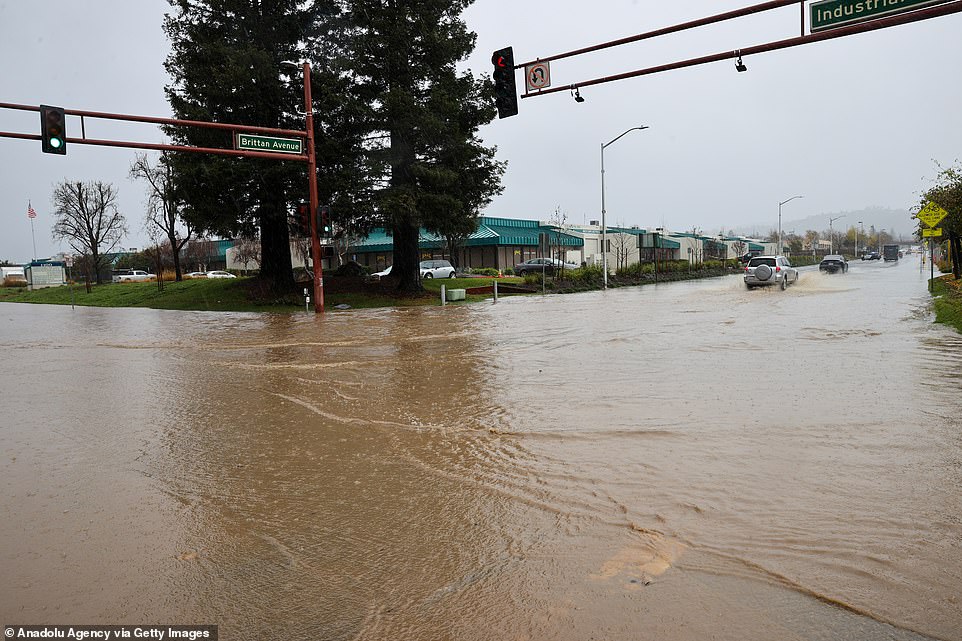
(734, 207, 915, 240)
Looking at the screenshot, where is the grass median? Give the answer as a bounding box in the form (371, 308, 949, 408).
(931, 274, 962, 334)
(0, 275, 529, 313)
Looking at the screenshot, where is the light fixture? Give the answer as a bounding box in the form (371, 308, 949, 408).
(572, 87, 585, 103)
(735, 51, 747, 73)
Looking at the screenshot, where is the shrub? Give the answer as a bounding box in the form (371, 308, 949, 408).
(469, 267, 500, 277)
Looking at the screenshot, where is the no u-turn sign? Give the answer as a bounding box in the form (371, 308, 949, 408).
(525, 61, 551, 92)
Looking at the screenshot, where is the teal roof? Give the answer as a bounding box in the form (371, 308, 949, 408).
(352, 217, 584, 252)
(658, 237, 681, 249)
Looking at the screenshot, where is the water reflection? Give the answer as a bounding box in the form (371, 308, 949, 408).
(1, 258, 959, 641)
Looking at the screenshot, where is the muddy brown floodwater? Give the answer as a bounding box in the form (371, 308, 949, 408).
(2, 256, 961, 640)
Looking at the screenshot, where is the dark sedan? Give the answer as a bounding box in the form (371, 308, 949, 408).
(514, 258, 579, 276)
(819, 255, 849, 273)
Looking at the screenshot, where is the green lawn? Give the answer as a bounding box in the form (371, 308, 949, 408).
(0, 276, 532, 313)
(932, 275, 962, 334)
(0, 278, 300, 313)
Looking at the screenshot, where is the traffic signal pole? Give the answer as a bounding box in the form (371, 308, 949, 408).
(1, 90, 327, 313)
(300, 62, 324, 314)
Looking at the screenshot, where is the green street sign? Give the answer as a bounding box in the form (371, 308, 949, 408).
(810, 0, 950, 33)
(235, 133, 303, 155)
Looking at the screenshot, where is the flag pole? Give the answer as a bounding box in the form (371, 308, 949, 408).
(28, 200, 37, 260)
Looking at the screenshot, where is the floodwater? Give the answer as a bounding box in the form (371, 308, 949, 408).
(2, 256, 960, 641)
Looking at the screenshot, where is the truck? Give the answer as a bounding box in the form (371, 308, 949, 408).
(883, 244, 900, 262)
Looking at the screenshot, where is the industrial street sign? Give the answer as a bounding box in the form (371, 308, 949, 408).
(923, 228, 943, 237)
(918, 201, 949, 228)
(525, 62, 551, 92)
(810, 0, 952, 33)
(235, 133, 303, 155)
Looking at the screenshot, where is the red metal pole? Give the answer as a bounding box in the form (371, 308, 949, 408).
(303, 62, 324, 314)
(522, 0, 962, 99)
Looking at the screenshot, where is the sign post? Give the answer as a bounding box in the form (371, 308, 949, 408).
(917, 201, 948, 292)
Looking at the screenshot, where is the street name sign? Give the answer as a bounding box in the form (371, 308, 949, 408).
(810, 0, 951, 33)
(918, 201, 949, 228)
(235, 133, 303, 155)
(923, 228, 943, 237)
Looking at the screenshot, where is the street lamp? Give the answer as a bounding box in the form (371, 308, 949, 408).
(778, 195, 803, 256)
(829, 214, 846, 254)
(281, 60, 323, 313)
(856, 220, 863, 257)
(601, 126, 649, 289)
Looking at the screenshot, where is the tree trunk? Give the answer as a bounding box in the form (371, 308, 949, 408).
(91, 247, 102, 285)
(393, 221, 421, 293)
(951, 231, 961, 280)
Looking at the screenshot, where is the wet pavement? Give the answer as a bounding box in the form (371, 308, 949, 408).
(2, 255, 960, 640)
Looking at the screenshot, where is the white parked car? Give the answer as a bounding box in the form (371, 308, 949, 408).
(419, 259, 456, 279)
(112, 270, 155, 283)
(205, 270, 236, 279)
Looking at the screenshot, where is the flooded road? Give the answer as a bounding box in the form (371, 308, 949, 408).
(2, 256, 960, 640)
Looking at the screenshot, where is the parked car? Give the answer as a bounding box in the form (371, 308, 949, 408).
(514, 257, 579, 276)
(205, 270, 237, 279)
(419, 259, 456, 279)
(744, 255, 798, 290)
(819, 255, 848, 274)
(185, 271, 207, 278)
(112, 269, 155, 283)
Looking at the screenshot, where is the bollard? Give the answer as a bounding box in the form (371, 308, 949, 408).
(493, 278, 498, 303)
(441, 284, 446, 306)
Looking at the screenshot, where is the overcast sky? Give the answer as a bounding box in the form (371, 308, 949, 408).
(2, 0, 960, 263)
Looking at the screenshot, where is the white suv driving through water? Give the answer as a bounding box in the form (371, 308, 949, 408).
(744, 255, 798, 290)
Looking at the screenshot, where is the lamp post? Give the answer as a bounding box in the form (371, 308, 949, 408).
(601, 126, 649, 289)
(282, 60, 323, 313)
(856, 220, 862, 258)
(829, 214, 846, 254)
(778, 195, 803, 256)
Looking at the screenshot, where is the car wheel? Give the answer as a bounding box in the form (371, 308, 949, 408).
(448, 272, 456, 278)
(780, 276, 787, 290)
(745, 283, 754, 290)
(795, 272, 799, 283)
(424, 273, 433, 279)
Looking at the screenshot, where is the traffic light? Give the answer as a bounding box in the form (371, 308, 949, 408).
(317, 205, 332, 238)
(40, 105, 67, 155)
(295, 202, 311, 236)
(491, 47, 518, 119)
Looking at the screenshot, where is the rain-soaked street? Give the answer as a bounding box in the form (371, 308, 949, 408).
(2, 255, 961, 641)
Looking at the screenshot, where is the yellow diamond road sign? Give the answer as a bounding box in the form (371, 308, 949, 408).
(918, 202, 948, 228)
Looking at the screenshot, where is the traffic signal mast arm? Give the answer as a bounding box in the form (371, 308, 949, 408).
(517, 0, 962, 99)
(0, 102, 308, 162)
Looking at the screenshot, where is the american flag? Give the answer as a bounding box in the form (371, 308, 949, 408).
(27, 203, 37, 219)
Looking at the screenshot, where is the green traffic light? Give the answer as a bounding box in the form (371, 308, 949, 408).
(49, 137, 63, 149)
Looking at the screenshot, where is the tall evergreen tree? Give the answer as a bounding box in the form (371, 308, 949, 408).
(329, 0, 504, 292)
(163, 0, 318, 292)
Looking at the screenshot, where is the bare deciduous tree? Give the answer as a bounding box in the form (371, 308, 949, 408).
(51, 180, 127, 284)
(611, 224, 635, 272)
(129, 153, 192, 281)
(232, 236, 261, 275)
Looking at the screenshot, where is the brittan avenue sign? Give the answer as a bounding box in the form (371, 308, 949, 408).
(235, 133, 303, 155)
(810, 0, 951, 32)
